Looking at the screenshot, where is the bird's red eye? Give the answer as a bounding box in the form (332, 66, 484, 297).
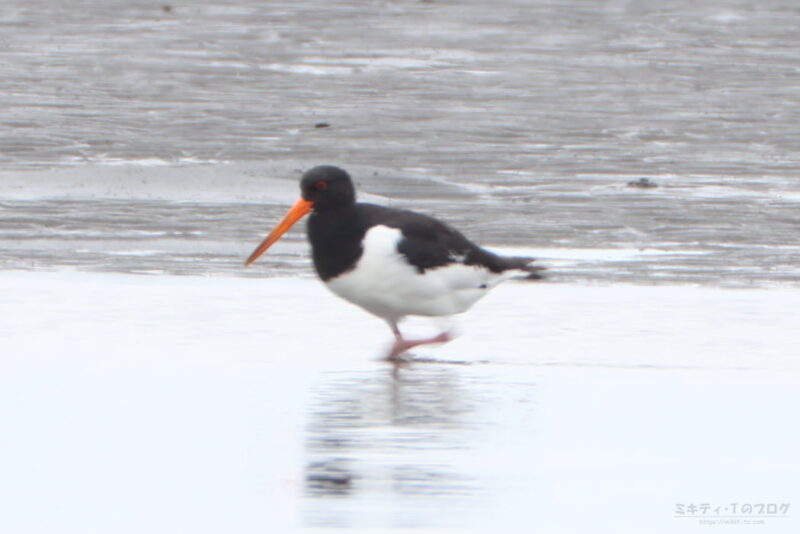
(315, 181, 328, 191)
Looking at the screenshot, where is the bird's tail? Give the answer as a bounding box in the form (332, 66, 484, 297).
(506, 257, 546, 280)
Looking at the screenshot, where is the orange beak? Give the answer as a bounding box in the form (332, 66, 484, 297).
(245, 198, 314, 266)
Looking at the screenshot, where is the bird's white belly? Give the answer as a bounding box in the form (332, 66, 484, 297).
(324, 225, 503, 322)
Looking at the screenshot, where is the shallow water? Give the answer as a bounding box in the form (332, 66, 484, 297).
(2, 273, 798, 533)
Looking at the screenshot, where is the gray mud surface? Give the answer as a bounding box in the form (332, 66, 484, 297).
(2, 1, 799, 285)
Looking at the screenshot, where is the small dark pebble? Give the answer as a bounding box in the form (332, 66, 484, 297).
(314, 122, 330, 128)
(307, 473, 352, 486)
(627, 177, 658, 189)
(162, 4, 173, 13)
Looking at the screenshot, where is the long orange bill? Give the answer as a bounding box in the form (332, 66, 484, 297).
(245, 198, 314, 266)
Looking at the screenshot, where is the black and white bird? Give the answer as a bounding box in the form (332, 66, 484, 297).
(245, 165, 543, 360)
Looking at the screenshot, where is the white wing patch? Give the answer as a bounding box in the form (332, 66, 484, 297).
(325, 225, 512, 322)
(447, 251, 467, 264)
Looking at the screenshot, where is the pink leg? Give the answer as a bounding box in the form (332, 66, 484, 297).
(386, 324, 452, 361)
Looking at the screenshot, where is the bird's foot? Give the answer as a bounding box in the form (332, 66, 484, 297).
(385, 331, 453, 362)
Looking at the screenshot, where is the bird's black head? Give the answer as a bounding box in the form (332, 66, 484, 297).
(300, 165, 356, 212)
(244, 165, 357, 267)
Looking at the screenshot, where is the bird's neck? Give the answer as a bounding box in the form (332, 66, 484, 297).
(307, 204, 367, 281)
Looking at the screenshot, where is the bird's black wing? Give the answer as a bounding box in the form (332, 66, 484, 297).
(360, 204, 543, 278)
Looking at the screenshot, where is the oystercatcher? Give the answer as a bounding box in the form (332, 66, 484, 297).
(245, 165, 543, 360)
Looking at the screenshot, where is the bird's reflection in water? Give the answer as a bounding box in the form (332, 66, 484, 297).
(303, 363, 484, 528)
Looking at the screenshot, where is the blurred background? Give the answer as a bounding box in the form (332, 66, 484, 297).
(1, 0, 799, 284)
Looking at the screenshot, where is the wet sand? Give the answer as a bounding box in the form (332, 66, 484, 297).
(2, 271, 797, 533)
(3, 164, 800, 285)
